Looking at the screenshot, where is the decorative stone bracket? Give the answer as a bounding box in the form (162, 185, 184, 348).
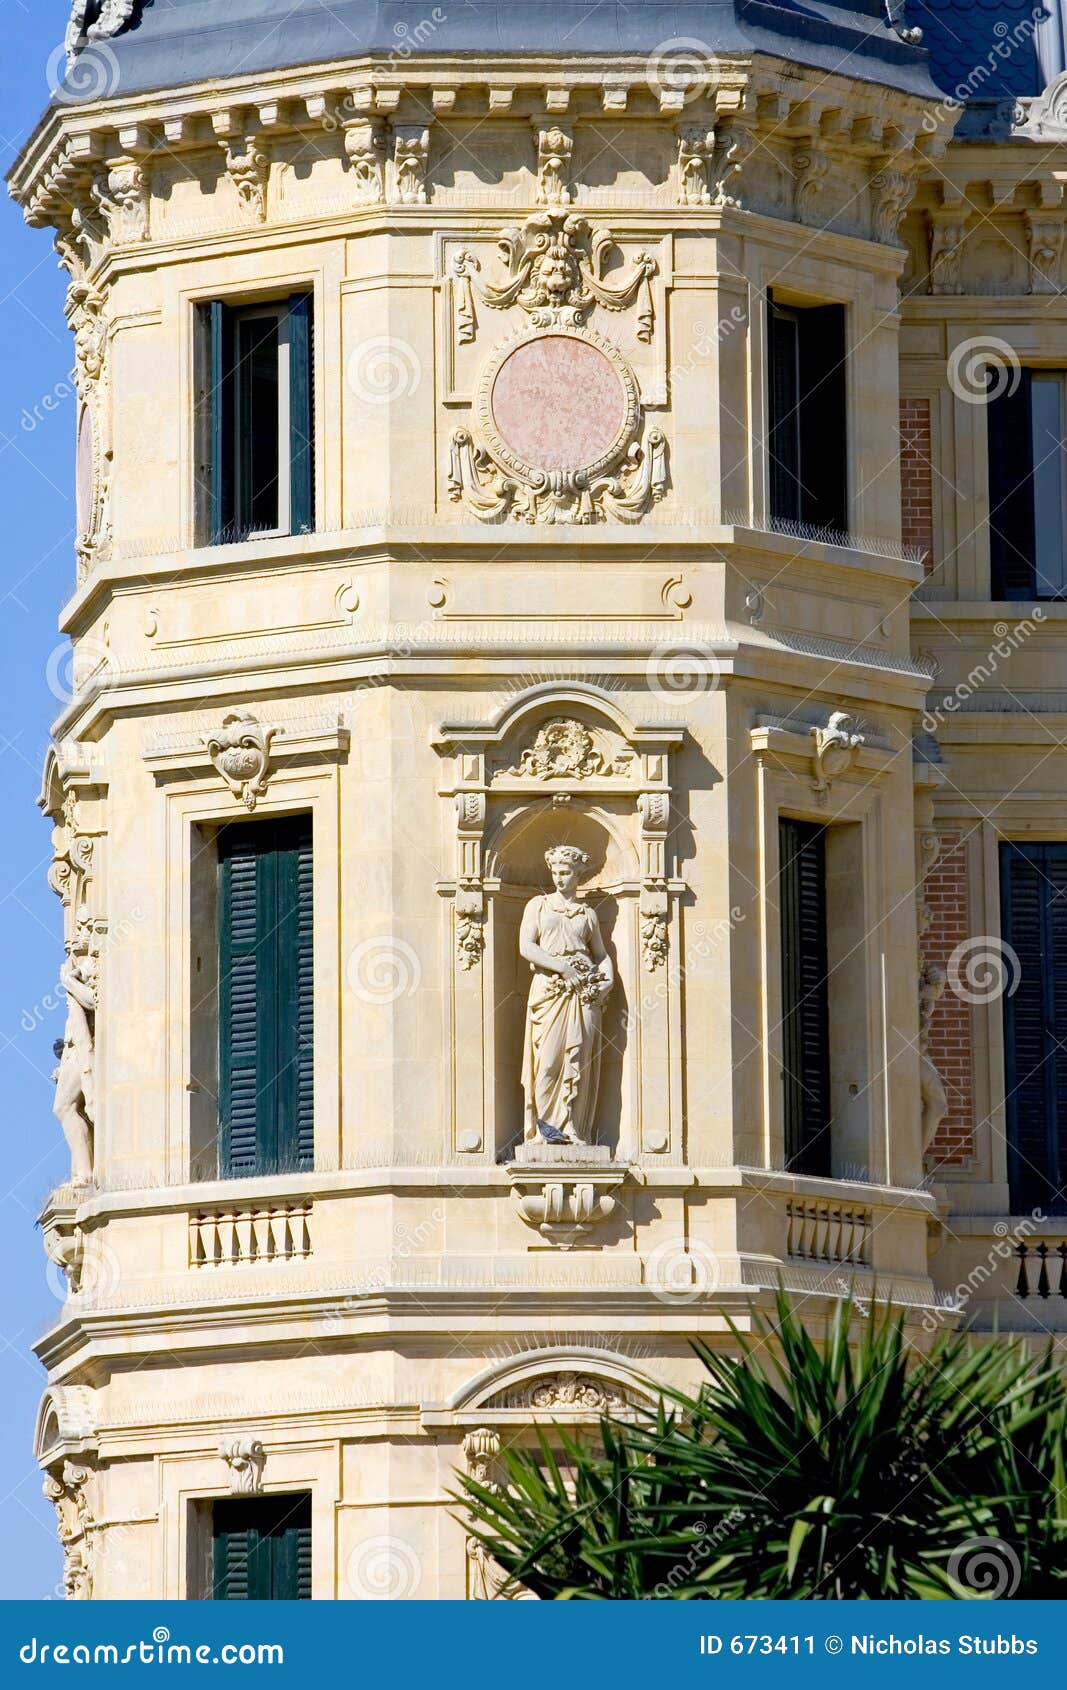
(219, 1435, 267, 1494)
(143, 710, 349, 798)
(507, 1143, 628, 1248)
(750, 708, 890, 805)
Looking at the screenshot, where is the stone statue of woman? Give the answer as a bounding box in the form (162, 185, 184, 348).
(52, 933, 98, 1186)
(519, 845, 613, 1146)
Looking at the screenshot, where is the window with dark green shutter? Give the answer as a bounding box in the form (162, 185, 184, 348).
(1001, 842, 1067, 1214)
(218, 815, 314, 1178)
(202, 294, 315, 545)
(767, 294, 847, 537)
(212, 1494, 312, 1600)
(779, 818, 832, 1177)
(988, 370, 1067, 600)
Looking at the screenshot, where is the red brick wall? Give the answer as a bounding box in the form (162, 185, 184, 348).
(900, 398, 934, 575)
(924, 832, 976, 1167)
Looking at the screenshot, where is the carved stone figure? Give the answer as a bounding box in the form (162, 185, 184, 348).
(519, 846, 613, 1145)
(474, 212, 656, 341)
(66, 0, 141, 64)
(53, 933, 98, 1186)
(919, 959, 949, 1153)
(205, 711, 276, 809)
(811, 710, 865, 800)
(507, 718, 614, 779)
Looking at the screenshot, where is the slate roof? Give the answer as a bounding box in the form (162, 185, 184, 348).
(912, 0, 1045, 99)
(59, 0, 942, 101)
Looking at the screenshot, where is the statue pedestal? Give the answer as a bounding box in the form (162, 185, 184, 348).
(507, 1141, 627, 1248)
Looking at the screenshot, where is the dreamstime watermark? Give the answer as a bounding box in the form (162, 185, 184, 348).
(921, 611, 1045, 733)
(20, 911, 145, 1038)
(346, 936, 422, 1004)
(20, 374, 78, 434)
(947, 335, 1021, 406)
(653, 1508, 746, 1597)
(346, 336, 423, 405)
(644, 1237, 721, 1304)
(46, 39, 121, 106)
(668, 309, 748, 398)
(946, 1536, 1022, 1599)
(946, 935, 1021, 1006)
(647, 640, 722, 701)
(318, 1207, 446, 1332)
(645, 38, 714, 108)
(45, 636, 117, 705)
(321, 9, 448, 128)
(920, 8, 1050, 133)
(20, 1628, 284, 1666)
(920, 1213, 1043, 1333)
(346, 1534, 422, 1598)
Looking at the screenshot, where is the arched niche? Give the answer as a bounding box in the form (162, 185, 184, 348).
(433, 684, 686, 1169)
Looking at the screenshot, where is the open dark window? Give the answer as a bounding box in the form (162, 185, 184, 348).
(988, 370, 1067, 600)
(767, 293, 847, 537)
(212, 1494, 311, 1600)
(1001, 842, 1067, 1214)
(202, 294, 314, 544)
(217, 814, 314, 1178)
(779, 817, 832, 1177)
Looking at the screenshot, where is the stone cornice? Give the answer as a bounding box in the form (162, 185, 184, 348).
(9, 50, 948, 266)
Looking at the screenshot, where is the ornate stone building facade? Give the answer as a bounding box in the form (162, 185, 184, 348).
(11, 0, 1067, 1598)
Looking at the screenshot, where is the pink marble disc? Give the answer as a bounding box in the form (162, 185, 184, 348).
(490, 335, 627, 472)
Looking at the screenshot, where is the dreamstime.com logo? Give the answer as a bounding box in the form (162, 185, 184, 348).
(646, 641, 722, 701)
(346, 336, 422, 405)
(947, 336, 1021, 406)
(19, 1627, 284, 1666)
(46, 40, 121, 105)
(947, 1537, 1022, 1600)
(644, 1237, 721, 1304)
(946, 936, 1020, 1006)
(645, 37, 715, 107)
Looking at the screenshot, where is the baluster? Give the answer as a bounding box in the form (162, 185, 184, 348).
(1015, 1243, 1030, 1298)
(190, 1214, 205, 1268)
(1058, 1243, 1067, 1298)
(786, 1203, 797, 1258)
(297, 1207, 312, 1258)
(1036, 1242, 1051, 1299)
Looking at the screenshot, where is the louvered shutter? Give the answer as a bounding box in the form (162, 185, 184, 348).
(288, 293, 315, 536)
(218, 816, 314, 1178)
(208, 300, 236, 545)
(218, 833, 261, 1176)
(212, 1496, 312, 1600)
(1002, 843, 1066, 1213)
(779, 818, 832, 1177)
(988, 371, 1036, 599)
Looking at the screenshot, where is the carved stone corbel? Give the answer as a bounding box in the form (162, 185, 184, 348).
(676, 124, 713, 207)
(1025, 211, 1066, 295)
(794, 147, 832, 225)
(870, 163, 913, 245)
(43, 1460, 94, 1600)
(507, 1143, 624, 1248)
(205, 712, 277, 809)
(534, 122, 574, 206)
(344, 117, 387, 204)
(224, 138, 270, 222)
(927, 210, 969, 296)
(92, 156, 149, 244)
(711, 124, 754, 208)
(810, 711, 864, 802)
(393, 124, 430, 204)
(218, 1435, 266, 1494)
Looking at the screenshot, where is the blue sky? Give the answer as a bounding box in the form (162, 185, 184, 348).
(0, 0, 92, 1600)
